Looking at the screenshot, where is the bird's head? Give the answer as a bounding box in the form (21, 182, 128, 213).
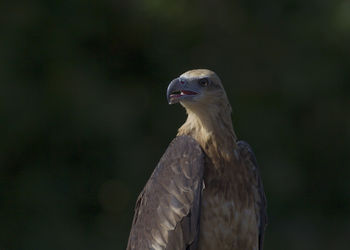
(167, 69, 230, 112)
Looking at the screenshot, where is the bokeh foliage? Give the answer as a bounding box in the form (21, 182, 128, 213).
(1, 0, 349, 249)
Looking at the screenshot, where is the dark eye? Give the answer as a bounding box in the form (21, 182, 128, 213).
(199, 78, 209, 87)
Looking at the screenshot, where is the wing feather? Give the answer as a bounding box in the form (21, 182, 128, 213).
(237, 140, 267, 250)
(127, 136, 205, 250)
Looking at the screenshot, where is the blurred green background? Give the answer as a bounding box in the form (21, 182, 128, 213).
(1, 0, 349, 249)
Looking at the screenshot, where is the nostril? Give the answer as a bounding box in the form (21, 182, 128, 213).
(180, 80, 185, 85)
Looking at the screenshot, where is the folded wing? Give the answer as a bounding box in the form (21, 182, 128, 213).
(127, 136, 205, 250)
(237, 140, 268, 250)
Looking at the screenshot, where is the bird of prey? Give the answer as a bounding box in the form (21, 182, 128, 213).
(127, 69, 267, 250)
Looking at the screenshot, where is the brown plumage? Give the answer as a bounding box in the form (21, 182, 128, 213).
(127, 69, 267, 250)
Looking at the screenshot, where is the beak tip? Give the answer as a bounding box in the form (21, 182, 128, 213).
(166, 95, 170, 104)
(166, 78, 180, 105)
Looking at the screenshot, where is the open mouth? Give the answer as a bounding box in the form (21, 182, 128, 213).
(169, 90, 198, 99)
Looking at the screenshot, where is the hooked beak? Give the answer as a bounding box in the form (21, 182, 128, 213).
(166, 78, 199, 104)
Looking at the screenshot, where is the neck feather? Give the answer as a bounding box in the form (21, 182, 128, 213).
(177, 102, 237, 165)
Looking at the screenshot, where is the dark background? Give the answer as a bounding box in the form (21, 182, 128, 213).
(1, 0, 349, 249)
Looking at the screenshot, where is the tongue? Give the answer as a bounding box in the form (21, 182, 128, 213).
(181, 90, 197, 95)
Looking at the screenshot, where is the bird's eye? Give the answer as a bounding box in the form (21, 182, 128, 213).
(199, 78, 209, 87)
